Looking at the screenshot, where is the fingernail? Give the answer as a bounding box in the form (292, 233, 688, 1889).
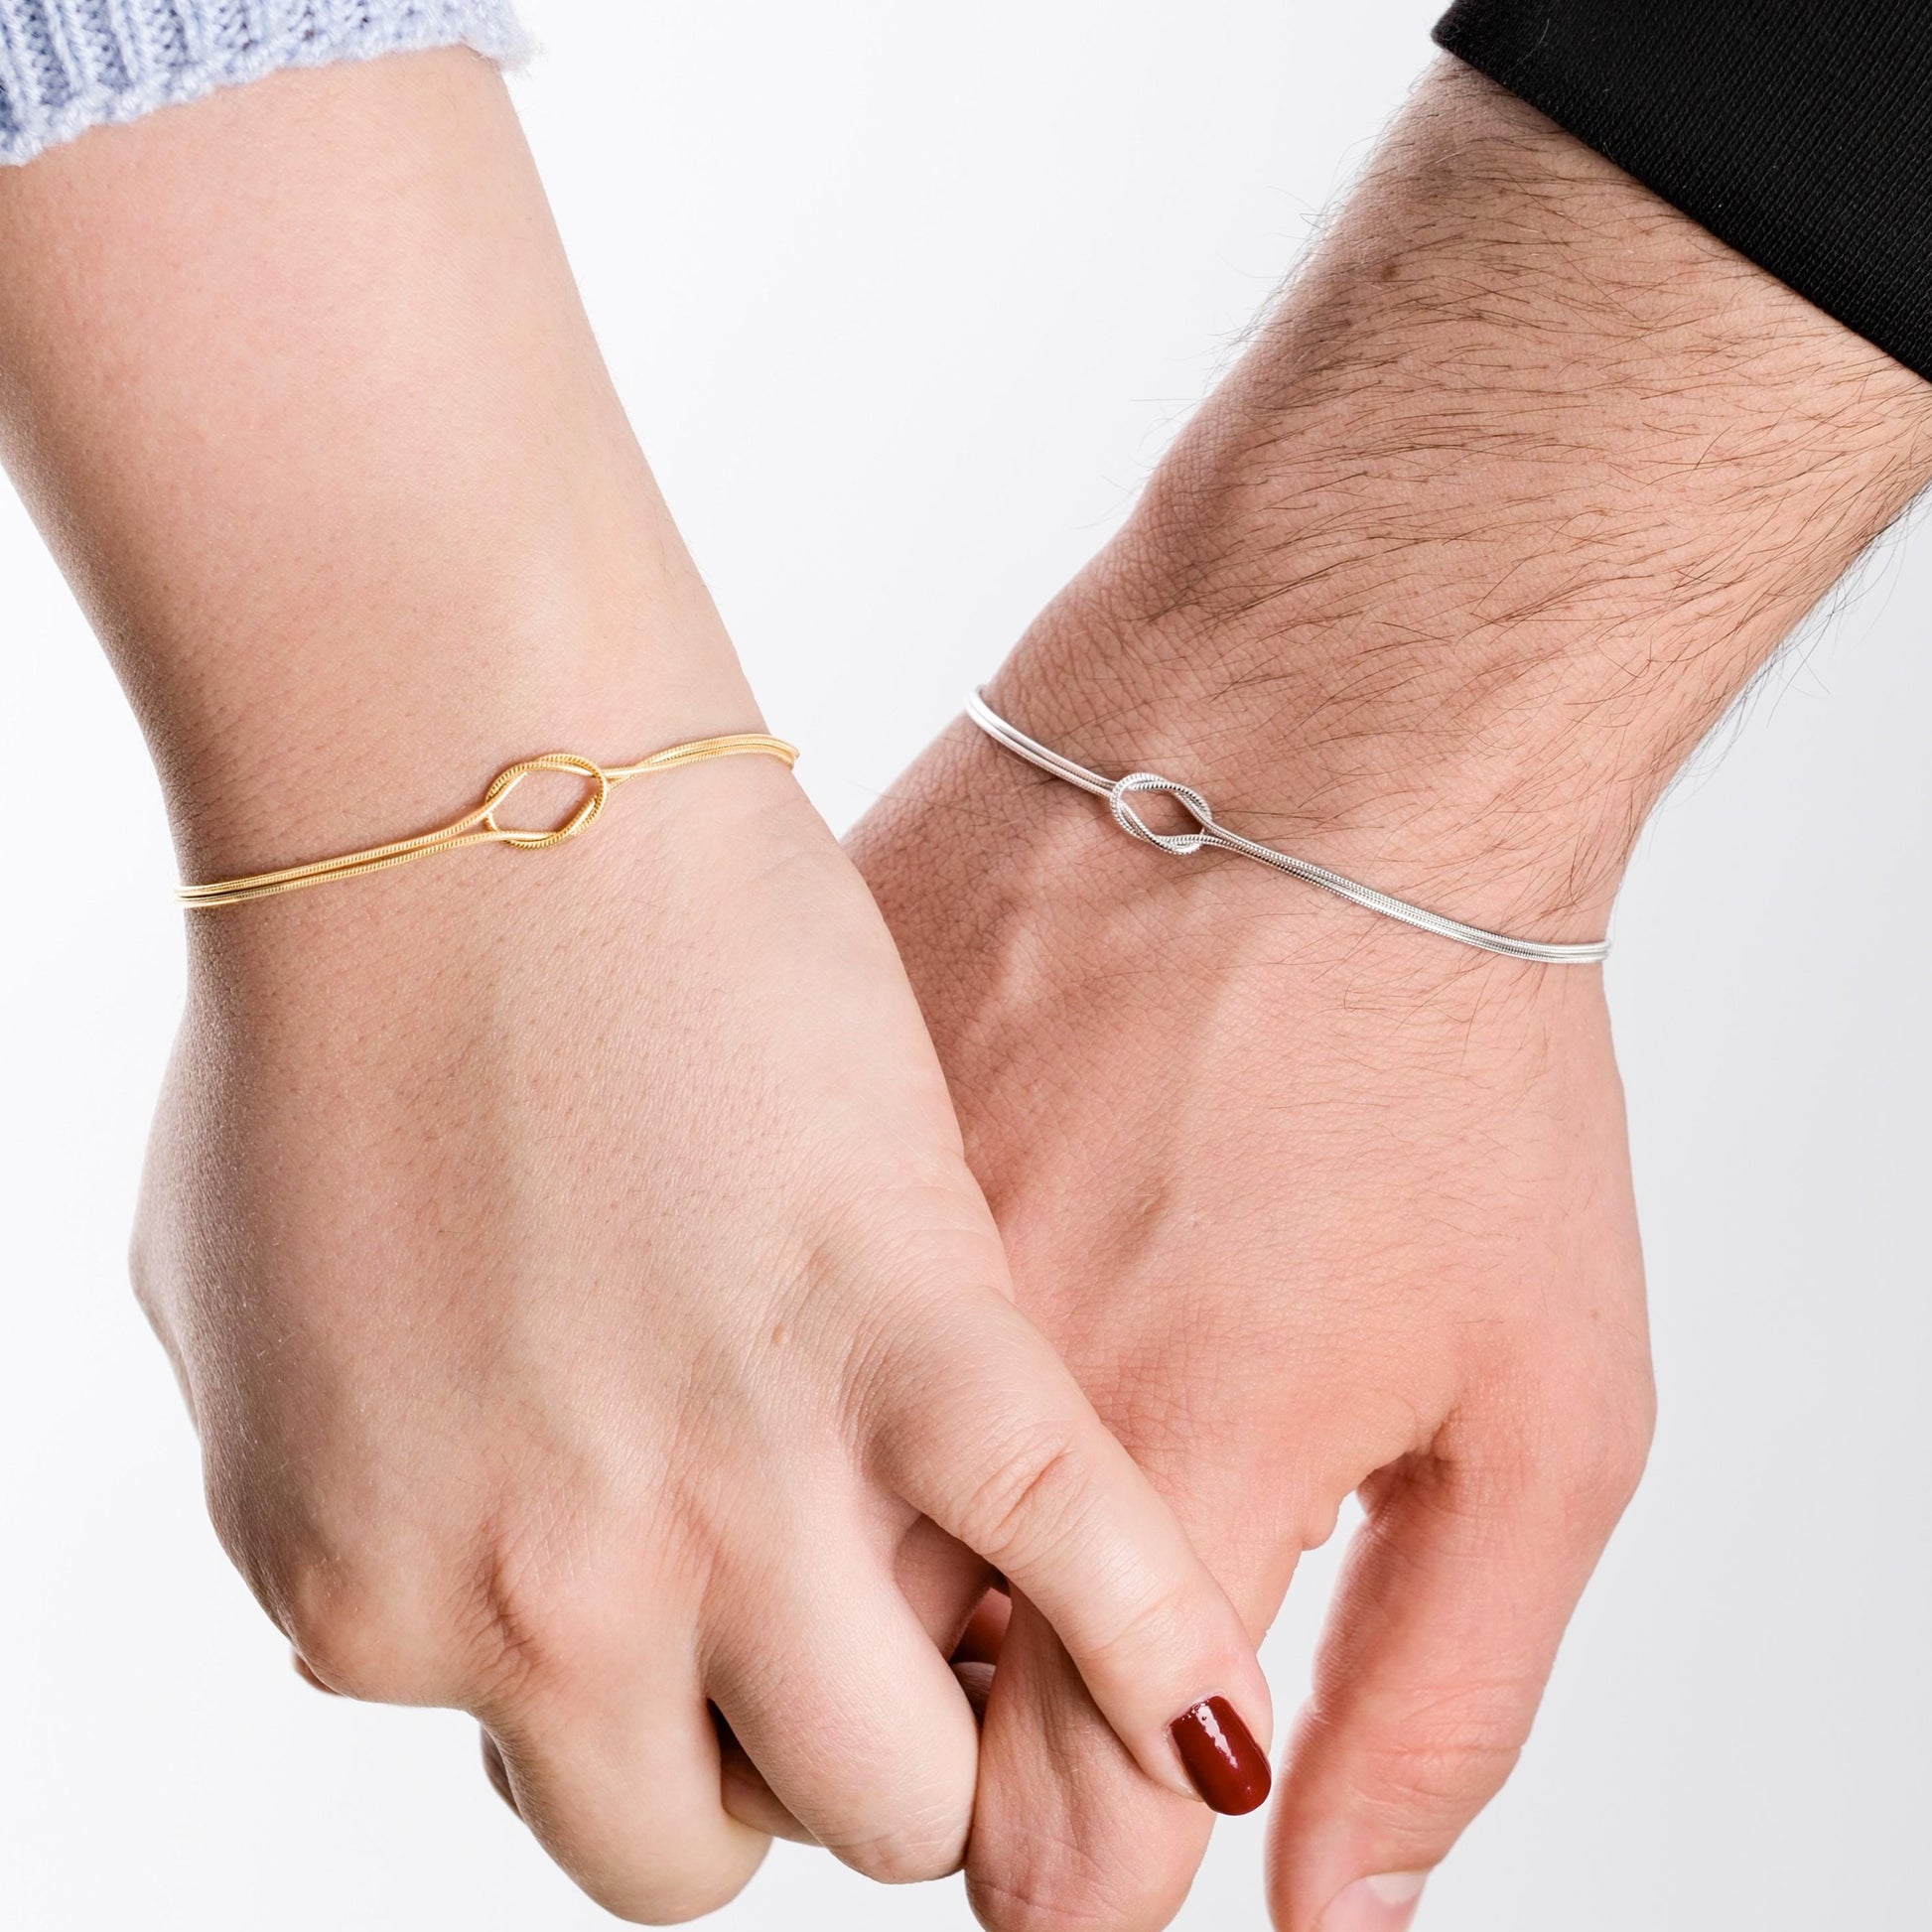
(1319, 1870, 1429, 1932)
(1168, 1697, 1272, 1814)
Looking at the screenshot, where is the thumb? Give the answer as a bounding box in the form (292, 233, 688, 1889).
(1267, 1418, 1646, 1931)
(875, 1290, 1274, 1813)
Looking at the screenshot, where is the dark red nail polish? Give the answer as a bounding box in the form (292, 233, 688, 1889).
(1169, 1697, 1272, 1815)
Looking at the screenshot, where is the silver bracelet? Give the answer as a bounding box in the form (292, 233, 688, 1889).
(965, 689, 1609, 966)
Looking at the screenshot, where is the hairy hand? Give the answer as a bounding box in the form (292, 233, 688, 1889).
(855, 712, 1650, 1932)
(858, 55, 1932, 1931)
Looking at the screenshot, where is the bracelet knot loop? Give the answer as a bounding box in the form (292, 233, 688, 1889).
(176, 730, 797, 909)
(1109, 772, 1217, 856)
(966, 689, 1608, 966)
(482, 752, 612, 850)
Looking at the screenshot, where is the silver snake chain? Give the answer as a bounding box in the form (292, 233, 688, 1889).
(965, 689, 1610, 966)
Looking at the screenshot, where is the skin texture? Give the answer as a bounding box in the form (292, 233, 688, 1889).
(853, 60, 1932, 1932)
(0, 51, 1273, 1923)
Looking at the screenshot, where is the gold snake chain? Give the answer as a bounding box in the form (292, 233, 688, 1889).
(176, 733, 797, 909)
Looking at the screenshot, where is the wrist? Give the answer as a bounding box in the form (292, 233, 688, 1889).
(0, 49, 779, 896)
(182, 692, 816, 1007)
(975, 58, 1932, 942)
(158, 575, 763, 890)
(985, 562, 1640, 944)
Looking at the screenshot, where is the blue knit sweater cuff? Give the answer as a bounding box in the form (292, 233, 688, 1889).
(0, 1, 531, 165)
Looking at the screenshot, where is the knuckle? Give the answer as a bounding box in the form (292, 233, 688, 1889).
(1301, 1687, 1526, 1833)
(830, 1801, 969, 1886)
(465, 1540, 586, 1706)
(232, 1490, 613, 1713)
(952, 1424, 1088, 1567)
(1459, 1381, 1655, 1536)
(962, 1732, 1203, 1932)
(584, 1863, 761, 1927)
(1552, 1402, 1654, 1529)
(968, 1850, 1190, 1932)
(127, 1231, 197, 1411)
(1350, 1722, 1523, 1825)
(280, 1563, 438, 1705)
(461, 1497, 656, 1710)
(125, 1227, 163, 1331)
(1077, 1576, 1196, 1679)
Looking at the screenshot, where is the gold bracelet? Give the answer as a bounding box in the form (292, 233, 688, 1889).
(176, 732, 798, 909)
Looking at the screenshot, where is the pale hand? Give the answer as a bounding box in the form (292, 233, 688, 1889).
(134, 752, 1271, 1921)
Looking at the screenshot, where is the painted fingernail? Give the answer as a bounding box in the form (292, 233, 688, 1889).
(1168, 1697, 1272, 1814)
(1320, 1870, 1429, 1932)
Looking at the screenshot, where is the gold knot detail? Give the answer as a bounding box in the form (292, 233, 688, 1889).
(177, 733, 797, 909)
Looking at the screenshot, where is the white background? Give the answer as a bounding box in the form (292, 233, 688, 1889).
(3, 2, 1928, 1926)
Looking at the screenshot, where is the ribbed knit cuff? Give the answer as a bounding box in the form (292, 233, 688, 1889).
(0, 1, 531, 165)
(1434, 0, 1932, 386)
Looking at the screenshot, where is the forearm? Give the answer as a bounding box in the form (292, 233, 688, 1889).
(0, 50, 751, 885)
(992, 59, 1932, 932)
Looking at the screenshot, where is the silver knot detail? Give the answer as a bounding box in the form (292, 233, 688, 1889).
(964, 688, 1611, 966)
(1108, 773, 1221, 855)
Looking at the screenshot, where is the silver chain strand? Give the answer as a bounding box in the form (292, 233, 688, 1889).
(965, 690, 1610, 966)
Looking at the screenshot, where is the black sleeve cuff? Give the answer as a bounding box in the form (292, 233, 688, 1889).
(1433, 0, 1932, 384)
